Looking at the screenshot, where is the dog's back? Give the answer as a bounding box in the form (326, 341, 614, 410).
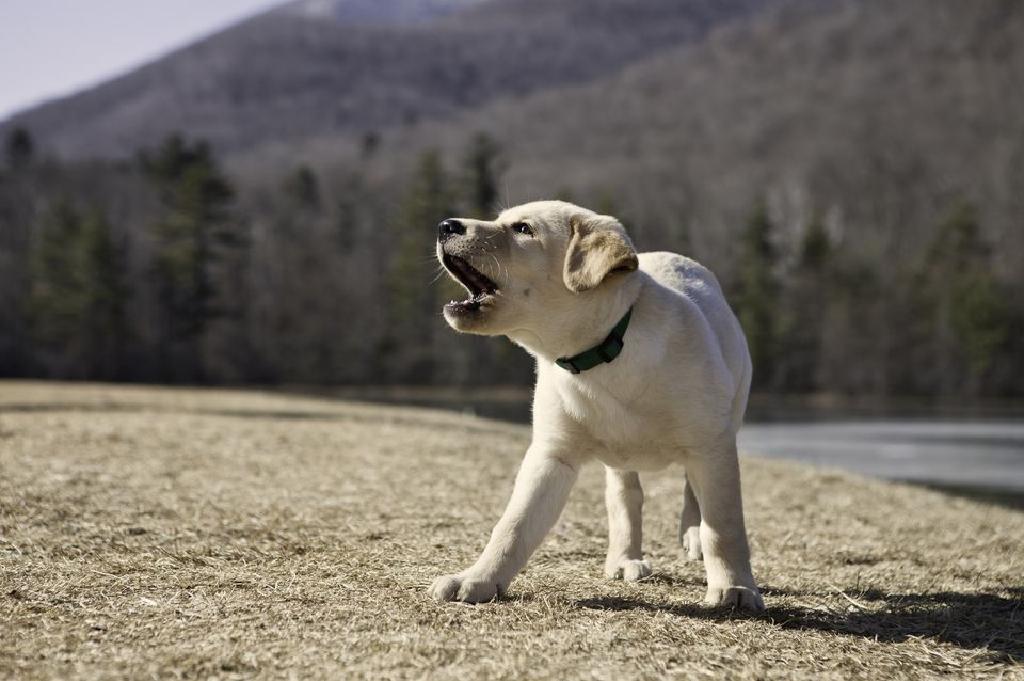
(639, 251, 752, 431)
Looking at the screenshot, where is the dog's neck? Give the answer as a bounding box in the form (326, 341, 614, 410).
(506, 273, 643, 365)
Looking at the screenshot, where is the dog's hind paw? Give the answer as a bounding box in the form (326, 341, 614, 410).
(605, 557, 652, 581)
(682, 526, 702, 561)
(704, 585, 764, 612)
(429, 573, 504, 603)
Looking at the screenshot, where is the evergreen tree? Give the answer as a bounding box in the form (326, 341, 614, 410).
(29, 201, 84, 351)
(360, 131, 380, 160)
(141, 134, 243, 381)
(282, 165, 321, 211)
(462, 132, 504, 218)
(388, 149, 457, 381)
(78, 210, 129, 378)
(5, 127, 34, 171)
(920, 200, 1010, 395)
(777, 212, 832, 391)
(29, 201, 128, 378)
(733, 200, 780, 390)
(799, 212, 831, 271)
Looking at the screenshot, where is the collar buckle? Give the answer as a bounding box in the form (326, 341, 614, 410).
(555, 358, 581, 374)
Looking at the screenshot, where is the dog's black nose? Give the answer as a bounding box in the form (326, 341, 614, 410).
(438, 218, 465, 242)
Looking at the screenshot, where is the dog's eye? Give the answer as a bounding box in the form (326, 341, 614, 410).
(511, 222, 534, 237)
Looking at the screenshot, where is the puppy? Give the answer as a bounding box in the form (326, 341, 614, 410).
(430, 201, 763, 611)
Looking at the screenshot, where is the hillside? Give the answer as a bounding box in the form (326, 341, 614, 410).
(2, 0, 776, 159)
(1, 0, 1022, 395)
(218, 0, 1023, 394)
(340, 0, 1024, 275)
(1, 382, 1022, 679)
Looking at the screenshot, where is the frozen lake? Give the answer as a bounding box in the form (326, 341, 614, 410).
(739, 420, 1024, 494)
(294, 387, 1024, 500)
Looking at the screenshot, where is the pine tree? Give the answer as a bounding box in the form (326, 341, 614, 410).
(282, 165, 321, 211)
(462, 132, 504, 218)
(777, 211, 832, 391)
(29, 200, 84, 353)
(141, 134, 242, 381)
(360, 131, 380, 160)
(28, 202, 128, 378)
(734, 200, 780, 390)
(920, 200, 1010, 395)
(5, 127, 34, 171)
(799, 212, 831, 271)
(387, 150, 457, 381)
(78, 210, 129, 378)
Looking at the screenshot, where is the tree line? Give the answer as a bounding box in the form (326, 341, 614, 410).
(0, 127, 1020, 397)
(733, 199, 1020, 397)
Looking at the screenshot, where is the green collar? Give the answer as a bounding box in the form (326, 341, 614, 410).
(555, 307, 633, 375)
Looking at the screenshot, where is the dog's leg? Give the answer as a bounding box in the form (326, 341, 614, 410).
(684, 440, 764, 612)
(678, 471, 703, 560)
(429, 443, 578, 603)
(604, 467, 651, 581)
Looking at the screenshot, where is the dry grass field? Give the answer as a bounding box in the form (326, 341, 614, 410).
(1, 381, 1022, 680)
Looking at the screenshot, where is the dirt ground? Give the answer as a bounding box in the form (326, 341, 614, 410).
(1, 381, 1022, 680)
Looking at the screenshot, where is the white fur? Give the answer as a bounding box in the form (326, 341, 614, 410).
(430, 201, 764, 611)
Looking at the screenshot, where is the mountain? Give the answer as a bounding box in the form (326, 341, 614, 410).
(213, 0, 1021, 394)
(3, 0, 1022, 394)
(3, 0, 778, 159)
(342, 0, 1023, 269)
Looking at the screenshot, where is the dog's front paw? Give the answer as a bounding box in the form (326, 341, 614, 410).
(704, 585, 764, 612)
(429, 573, 504, 603)
(605, 557, 652, 581)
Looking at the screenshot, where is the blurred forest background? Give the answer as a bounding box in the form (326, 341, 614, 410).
(1, 0, 1022, 397)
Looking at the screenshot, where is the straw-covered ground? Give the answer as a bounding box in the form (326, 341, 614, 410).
(1, 381, 1022, 680)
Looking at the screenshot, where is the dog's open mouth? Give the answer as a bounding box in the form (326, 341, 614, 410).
(442, 253, 499, 314)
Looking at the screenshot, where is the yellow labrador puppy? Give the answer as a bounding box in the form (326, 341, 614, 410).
(430, 200, 763, 611)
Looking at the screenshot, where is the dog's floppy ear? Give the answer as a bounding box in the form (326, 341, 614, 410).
(563, 213, 639, 292)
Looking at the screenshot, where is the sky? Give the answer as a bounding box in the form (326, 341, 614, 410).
(0, 0, 289, 122)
